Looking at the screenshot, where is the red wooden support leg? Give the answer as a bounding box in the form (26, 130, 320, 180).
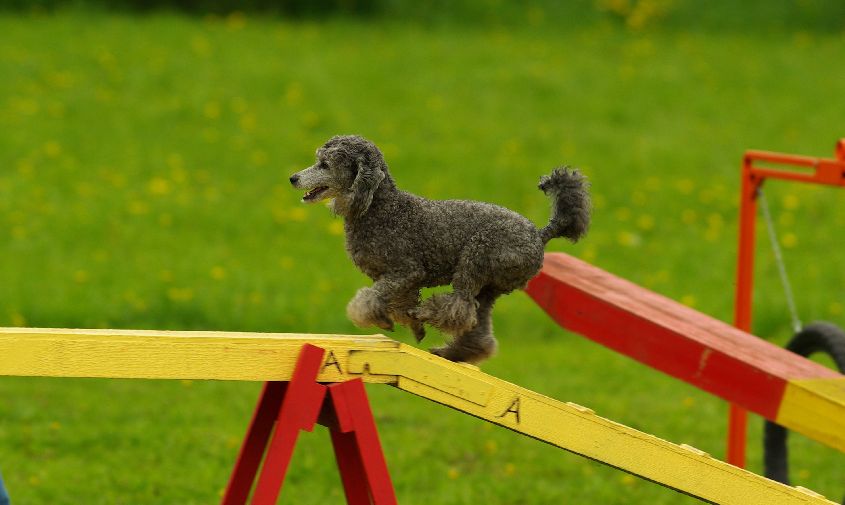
(250, 344, 327, 505)
(222, 381, 288, 505)
(330, 430, 371, 505)
(328, 379, 397, 505)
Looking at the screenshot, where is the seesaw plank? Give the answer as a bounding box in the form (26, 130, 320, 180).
(0, 327, 837, 504)
(525, 252, 845, 453)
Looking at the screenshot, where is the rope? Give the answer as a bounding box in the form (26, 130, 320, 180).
(759, 189, 802, 334)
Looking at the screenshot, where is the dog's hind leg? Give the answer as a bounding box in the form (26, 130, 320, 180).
(411, 249, 485, 334)
(430, 288, 500, 364)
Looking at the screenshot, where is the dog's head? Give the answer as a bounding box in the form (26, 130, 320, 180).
(290, 135, 388, 219)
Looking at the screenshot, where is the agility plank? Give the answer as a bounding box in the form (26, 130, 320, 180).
(525, 252, 845, 454)
(0, 327, 837, 504)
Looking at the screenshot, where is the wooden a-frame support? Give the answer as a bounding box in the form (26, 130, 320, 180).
(221, 344, 397, 505)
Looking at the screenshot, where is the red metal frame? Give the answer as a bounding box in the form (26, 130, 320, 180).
(729, 139, 845, 467)
(222, 344, 397, 505)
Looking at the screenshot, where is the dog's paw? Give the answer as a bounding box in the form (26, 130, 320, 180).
(347, 287, 394, 331)
(411, 320, 426, 343)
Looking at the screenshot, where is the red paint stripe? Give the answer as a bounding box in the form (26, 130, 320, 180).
(526, 253, 838, 421)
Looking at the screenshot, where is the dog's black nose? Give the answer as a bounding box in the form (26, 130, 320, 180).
(289, 174, 299, 185)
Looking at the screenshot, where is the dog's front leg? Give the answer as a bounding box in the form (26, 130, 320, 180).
(346, 285, 395, 331)
(346, 273, 425, 340)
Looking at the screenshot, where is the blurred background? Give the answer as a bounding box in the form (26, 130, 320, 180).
(0, 1, 843, 503)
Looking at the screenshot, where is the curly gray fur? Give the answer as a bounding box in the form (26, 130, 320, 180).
(290, 135, 591, 364)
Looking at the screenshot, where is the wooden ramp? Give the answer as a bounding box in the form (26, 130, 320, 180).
(525, 252, 845, 455)
(0, 327, 836, 505)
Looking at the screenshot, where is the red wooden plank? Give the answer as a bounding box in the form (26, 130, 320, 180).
(525, 253, 839, 421)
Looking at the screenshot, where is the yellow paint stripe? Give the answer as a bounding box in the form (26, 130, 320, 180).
(776, 377, 845, 453)
(0, 327, 837, 504)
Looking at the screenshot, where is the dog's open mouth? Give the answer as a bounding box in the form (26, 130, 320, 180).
(302, 186, 329, 203)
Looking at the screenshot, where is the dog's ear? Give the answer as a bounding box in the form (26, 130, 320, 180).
(348, 155, 385, 219)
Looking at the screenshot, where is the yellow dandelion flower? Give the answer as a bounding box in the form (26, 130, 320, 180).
(251, 150, 267, 166)
(210, 266, 227, 280)
(44, 141, 62, 158)
(10, 311, 26, 326)
(484, 440, 498, 455)
(191, 36, 211, 56)
(636, 214, 655, 231)
(328, 220, 344, 236)
(226, 11, 247, 30)
(829, 301, 843, 316)
(148, 177, 171, 195)
(704, 227, 721, 242)
(616, 231, 641, 247)
(682, 396, 695, 408)
(782, 194, 800, 210)
(167, 287, 195, 302)
(50, 421, 61, 431)
(426, 95, 444, 111)
(240, 114, 257, 131)
(289, 207, 307, 222)
(203, 101, 220, 119)
(675, 178, 694, 195)
(285, 82, 303, 105)
(620, 473, 637, 486)
(614, 207, 632, 221)
(127, 200, 149, 215)
(632, 191, 647, 206)
(447, 467, 460, 480)
(17, 159, 33, 175)
(680, 294, 697, 307)
(797, 469, 811, 479)
(73, 270, 89, 283)
(681, 209, 697, 225)
(504, 463, 516, 476)
(301, 111, 320, 129)
(780, 232, 797, 249)
(279, 256, 294, 269)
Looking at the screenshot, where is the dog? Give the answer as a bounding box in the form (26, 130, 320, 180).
(290, 135, 590, 363)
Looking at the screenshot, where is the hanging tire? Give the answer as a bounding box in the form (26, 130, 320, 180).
(763, 321, 845, 495)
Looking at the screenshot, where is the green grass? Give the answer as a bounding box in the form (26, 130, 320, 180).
(0, 6, 844, 504)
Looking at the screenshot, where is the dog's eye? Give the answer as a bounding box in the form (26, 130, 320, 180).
(319, 161, 329, 170)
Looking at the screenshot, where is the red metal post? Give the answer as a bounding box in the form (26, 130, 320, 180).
(729, 154, 761, 467)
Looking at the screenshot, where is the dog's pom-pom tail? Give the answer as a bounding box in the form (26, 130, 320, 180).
(538, 167, 591, 244)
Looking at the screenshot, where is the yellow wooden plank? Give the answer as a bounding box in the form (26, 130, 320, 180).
(777, 377, 845, 453)
(351, 345, 837, 505)
(0, 327, 397, 383)
(0, 327, 836, 504)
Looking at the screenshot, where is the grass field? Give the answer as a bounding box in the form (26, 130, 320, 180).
(0, 4, 844, 503)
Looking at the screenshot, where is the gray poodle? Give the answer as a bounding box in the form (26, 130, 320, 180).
(290, 135, 590, 364)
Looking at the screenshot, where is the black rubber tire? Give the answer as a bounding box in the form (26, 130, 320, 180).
(763, 321, 845, 496)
